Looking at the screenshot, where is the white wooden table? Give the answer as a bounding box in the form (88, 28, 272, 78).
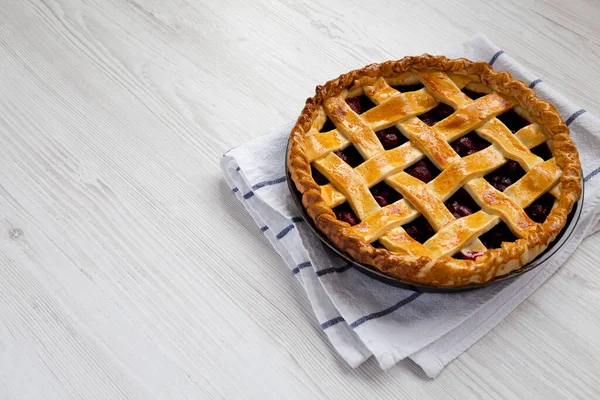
(1, 0, 600, 398)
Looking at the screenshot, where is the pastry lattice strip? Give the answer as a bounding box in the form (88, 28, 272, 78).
(309, 72, 561, 258)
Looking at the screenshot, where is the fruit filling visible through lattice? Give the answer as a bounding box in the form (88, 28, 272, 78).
(304, 71, 561, 260)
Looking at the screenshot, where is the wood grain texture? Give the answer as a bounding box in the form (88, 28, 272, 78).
(0, 0, 599, 398)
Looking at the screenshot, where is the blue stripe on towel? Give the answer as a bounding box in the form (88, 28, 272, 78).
(320, 316, 345, 329)
(319, 293, 422, 331)
(529, 79, 542, 89)
(489, 50, 505, 66)
(292, 261, 312, 275)
(251, 176, 286, 191)
(349, 293, 422, 329)
(276, 225, 295, 239)
(276, 217, 303, 239)
(565, 109, 586, 126)
(316, 263, 353, 276)
(585, 167, 600, 182)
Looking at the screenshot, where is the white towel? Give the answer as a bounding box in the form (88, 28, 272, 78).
(220, 34, 600, 378)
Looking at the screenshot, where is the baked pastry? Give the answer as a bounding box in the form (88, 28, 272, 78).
(288, 55, 582, 287)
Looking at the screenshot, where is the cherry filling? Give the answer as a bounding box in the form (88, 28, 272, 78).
(391, 83, 425, 93)
(333, 203, 359, 226)
(480, 222, 517, 249)
(334, 145, 365, 167)
(497, 110, 530, 133)
(345, 95, 376, 114)
(462, 89, 486, 100)
(445, 188, 481, 219)
(372, 240, 386, 248)
(455, 250, 486, 261)
(531, 142, 553, 161)
(405, 158, 440, 183)
(321, 118, 336, 132)
(370, 182, 402, 207)
(403, 216, 435, 244)
(450, 132, 491, 157)
(418, 103, 455, 126)
(485, 160, 526, 192)
(311, 165, 329, 185)
(456, 220, 522, 260)
(375, 126, 408, 150)
(525, 193, 554, 223)
(345, 97, 361, 114)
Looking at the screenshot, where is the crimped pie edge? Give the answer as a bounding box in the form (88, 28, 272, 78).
(287, 55, 582, 287)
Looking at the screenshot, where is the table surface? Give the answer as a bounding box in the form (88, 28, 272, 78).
(2, 0, 600, 398)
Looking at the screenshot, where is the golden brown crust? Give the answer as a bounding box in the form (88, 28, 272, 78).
(287, 55, 582, 287)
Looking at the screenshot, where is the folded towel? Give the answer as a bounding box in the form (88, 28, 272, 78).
(220, 34, 600, 378)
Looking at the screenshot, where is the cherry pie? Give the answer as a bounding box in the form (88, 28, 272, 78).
(288, 55, 582, 287)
